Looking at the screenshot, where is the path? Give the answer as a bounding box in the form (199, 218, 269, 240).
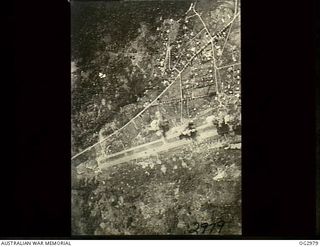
(72, 2, 240, 161)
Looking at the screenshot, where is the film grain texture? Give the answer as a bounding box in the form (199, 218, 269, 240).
(71, 0, 241, 235)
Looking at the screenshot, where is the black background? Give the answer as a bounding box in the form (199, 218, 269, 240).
(6, 0, 319, 239)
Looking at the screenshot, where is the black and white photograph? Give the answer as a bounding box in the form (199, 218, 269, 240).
(71, 0, 241, 235)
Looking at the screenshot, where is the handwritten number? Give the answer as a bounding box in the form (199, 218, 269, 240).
(188, 222, 200, 235)
(216, 219, 225, 233)
(208, 223, 216, 234)
(200, 222, 209, 234)
(188, 220, 226, 235)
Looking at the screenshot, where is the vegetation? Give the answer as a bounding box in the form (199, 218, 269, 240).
(71, 0, 241, 235)
(72, 135, 241, 235)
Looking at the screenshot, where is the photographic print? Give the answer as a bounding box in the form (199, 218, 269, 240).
(71, 0, 241, 235)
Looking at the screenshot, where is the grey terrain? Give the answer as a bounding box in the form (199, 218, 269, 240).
(71, 0, 241, 235)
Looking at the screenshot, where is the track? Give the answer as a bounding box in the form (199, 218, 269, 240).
(72, 8, 240, 161)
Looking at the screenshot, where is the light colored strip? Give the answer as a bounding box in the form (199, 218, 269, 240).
(71, 11, 240, 160)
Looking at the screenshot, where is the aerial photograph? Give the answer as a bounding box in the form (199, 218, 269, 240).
(71, 0, 241, 235)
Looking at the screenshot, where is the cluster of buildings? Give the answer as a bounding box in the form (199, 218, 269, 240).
(220, 65, 241, 95)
